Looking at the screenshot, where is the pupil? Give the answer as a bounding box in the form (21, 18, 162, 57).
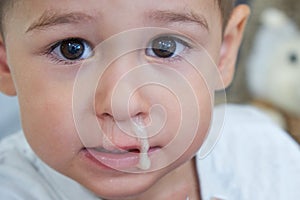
(152, 37, 177, 58)
(61, 39, 85, 60)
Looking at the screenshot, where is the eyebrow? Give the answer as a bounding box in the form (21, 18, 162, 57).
(26, 9, 209, 33)
(147, 10, 209, 32)
(26, 10, 94, 33)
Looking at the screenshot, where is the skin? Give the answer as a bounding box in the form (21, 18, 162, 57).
(0, 0, 249, 199)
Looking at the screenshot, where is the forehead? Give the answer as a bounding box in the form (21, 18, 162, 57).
(13, 0, 219, 11)
(7, 0, 221, 29)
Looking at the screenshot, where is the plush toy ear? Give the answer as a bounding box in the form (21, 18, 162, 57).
(217, 5, 250, 89)
(260, 8, 298, 38)
(0, 36, 17, 96)
(261, 8, 289, 29)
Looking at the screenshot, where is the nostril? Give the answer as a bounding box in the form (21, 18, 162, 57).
(133, 112, 144, 118)
(99, 112, 114, 120)
(103, 113, 112, 117)
(131, 112, 150, 126)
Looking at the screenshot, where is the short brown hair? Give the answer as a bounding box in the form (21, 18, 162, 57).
(0, 0, 13, 35)
(218, 0, 235, 27)
(0, 0, 235, 35)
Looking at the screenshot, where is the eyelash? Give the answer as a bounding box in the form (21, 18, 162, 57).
(145, 35, 193, 64)
(43, 38, 93, 65)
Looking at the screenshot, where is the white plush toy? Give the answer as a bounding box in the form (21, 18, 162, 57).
(246, 8, 300, 143)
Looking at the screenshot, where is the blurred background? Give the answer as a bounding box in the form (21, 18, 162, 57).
(1, 0, 300, 144)
(0, 94, 21, 139)
(227, 0, 300, 143)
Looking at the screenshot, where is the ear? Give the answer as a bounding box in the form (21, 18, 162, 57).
(217, 4, 250, 89)
(0, 35, 16, 96)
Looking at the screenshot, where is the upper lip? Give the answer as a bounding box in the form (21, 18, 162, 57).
(86, 144, 162, 154)
(85, 133, 163, 154)
(81, 122, 167, 154)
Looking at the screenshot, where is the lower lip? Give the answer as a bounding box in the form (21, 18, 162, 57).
(82, 148, 159, 171)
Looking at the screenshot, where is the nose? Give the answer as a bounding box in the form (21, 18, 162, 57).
(95, 55, 150, 149)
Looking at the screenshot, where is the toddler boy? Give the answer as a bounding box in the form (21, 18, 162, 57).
(0, 0, 299, 200)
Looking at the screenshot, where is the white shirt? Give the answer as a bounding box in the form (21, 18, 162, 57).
(0, 105, 299, 200)
(197, 105, 300, 200)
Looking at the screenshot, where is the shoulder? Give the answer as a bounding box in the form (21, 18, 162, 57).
(197, 104, 300, 200)
(214, 104, 299, 155)
(0, 132, 58, 199)
(0, 132, 37, 171)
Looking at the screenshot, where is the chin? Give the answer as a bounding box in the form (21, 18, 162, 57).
(93, 176, 159, 199)
(73, 168, 166, 200)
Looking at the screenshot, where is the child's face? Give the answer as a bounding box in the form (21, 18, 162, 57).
(0, 0, 248, 198)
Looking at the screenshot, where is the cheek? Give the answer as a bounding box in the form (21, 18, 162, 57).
(185, 73, 214, 154)
(162, 71, 213, 162)
(15, 66, 81, 169)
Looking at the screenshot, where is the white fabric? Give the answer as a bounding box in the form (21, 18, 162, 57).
(0, 93, 21, 139)
(197, 105, 300, 200)
(0, 104, 299, 200)
(0, 132, 99, 200)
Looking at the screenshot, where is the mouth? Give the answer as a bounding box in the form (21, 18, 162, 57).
(82, 146, 160, 170)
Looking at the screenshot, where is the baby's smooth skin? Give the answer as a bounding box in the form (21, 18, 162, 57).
(0, 0, 249, 199)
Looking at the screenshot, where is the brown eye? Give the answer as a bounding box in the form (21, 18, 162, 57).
(152, 36, 177, 58)
(60, 39, 85, 60)
(146, 36, 188, 59)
